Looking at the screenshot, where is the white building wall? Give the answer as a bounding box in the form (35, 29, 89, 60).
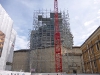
(0, 4, 13, 70)
(6, 29, 16, 70)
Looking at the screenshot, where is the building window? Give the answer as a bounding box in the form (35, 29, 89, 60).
(90, 47, 93, 54)
(73, 70, 77, 73)
(89, 49, 91, 54)
(96, 41, 100, 51)
(94, 61, 97, 68)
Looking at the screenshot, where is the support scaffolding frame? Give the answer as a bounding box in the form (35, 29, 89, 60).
(30, 10, 73, 73)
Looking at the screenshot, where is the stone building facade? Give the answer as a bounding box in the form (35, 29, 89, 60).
(81, 26, 100, 73)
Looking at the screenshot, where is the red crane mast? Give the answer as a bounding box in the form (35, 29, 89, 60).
(54, 0, 62, 72)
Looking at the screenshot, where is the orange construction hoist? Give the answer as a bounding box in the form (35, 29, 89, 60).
(54, 0, 62, 72)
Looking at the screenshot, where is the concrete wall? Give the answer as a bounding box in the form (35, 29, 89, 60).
(30, 47, 55, 73)
(30, 46, 82, 73)
(12, 50, 30, 72)
(62, 46, 82, 73)
(12, 46, 82, 73)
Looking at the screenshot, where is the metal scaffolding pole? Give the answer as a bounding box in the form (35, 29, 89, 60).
(30, 10, 73, 73)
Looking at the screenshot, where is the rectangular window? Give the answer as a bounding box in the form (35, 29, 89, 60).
(90, 46, 94, 54)
(96, 42, 100, 51)
(90, 47, 93, 54)
(89, 49, 91, 54)
(94, 61, 97, 68)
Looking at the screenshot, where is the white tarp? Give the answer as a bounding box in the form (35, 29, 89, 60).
(6, 29, 16, 71)
(0, 4, 13, 70)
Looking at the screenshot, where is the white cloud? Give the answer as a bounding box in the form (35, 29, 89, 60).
(74, 16, 79, 20)
(84, 20, 94, 26)
(94, 0, 100, 4)
(94, 0, 98, 4)
(19, 0, 38, 10)
(87, 25, 98, 32)
(14, 35, 29, 50)
(97, 10, 100, 14)
(97, 16, 100, 19)
(14, 26, 24, 33)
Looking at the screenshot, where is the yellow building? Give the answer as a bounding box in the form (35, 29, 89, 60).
(81, 26, 100, 73)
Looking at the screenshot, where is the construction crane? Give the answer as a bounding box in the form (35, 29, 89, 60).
(54, 0, 62, 72)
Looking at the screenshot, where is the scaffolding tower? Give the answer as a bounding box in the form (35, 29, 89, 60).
(29, 10, 73, 73)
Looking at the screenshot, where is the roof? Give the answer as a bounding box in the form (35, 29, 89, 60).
(81, 26, 100, 47)
(14, 49, 30, 52)
(72, 46, 80, 48)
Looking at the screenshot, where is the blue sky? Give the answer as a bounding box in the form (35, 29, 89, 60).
(0, 0, 100, 50)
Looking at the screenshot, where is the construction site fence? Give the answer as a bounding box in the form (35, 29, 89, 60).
(32, 73, 100, 75)
(0, 71, 100, 75)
